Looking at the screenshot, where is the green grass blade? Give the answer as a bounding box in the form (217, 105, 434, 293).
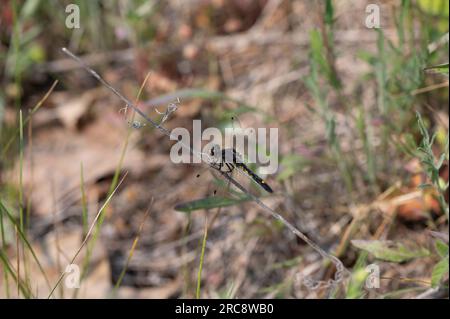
(80, 162, 88, 238)
(431, 256, 449, 287)
(19, 110, 24, 231)
(175, 196, 251, 213)
(0, 207, 10, 297)
(424, 63, 449, 75)
(196, 219, 208, 299)
(0, 248, 33, 298)
(1, 80, 58, 159)
(0, 200, 52, 292)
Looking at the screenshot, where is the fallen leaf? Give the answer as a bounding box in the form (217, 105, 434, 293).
(54, 92, 96, 130)
(8, 114, 148, 217)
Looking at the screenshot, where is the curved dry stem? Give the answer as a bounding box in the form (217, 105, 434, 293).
(47, 172, 128, 299)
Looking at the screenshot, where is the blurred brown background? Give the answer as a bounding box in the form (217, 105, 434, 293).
(0, 0, 448, 299)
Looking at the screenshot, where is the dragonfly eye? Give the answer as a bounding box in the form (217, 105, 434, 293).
(210, 144, 220, 157)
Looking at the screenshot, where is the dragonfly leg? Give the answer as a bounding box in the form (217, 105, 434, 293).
(210, 161, 223, 171)
(225, 163, 235, 173)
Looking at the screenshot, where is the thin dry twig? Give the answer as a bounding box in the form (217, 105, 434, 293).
(47, 172, 128, 299)
(1, 80, 59, 159)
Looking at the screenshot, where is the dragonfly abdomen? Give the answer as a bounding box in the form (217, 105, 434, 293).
(235, 163, 273, 193)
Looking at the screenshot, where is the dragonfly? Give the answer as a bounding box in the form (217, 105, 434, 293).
(208, 144, 273, 194)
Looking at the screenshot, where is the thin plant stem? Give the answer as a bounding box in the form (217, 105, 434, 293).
(196, 217, 208, 299)
(1, 80, 58, 159)
(0, 204, 10, 297)
(110, 200, 152, 297)
(47, 172, 128, 299)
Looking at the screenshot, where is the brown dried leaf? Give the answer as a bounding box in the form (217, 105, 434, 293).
(9, 115, 148, 216)
(54, 91, 97, 130)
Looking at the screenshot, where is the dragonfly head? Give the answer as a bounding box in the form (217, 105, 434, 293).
(209, 144, 222, 162)
(209, 144, 220, 157)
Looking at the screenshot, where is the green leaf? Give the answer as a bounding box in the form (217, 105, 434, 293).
(435, 239, 449, 258)
(431, 256, 449, 287)
(345, 268, 369, 299)
(436, 152, 447, 169)
(309, 30, 329, 76)
(424, 63, 449, 75)
(418, 0, 449, 17)
(324, 0, 334, 26)
(351, 240, 430, 263)
(21, 0, 41, 19)
(174, 196, 251, 213)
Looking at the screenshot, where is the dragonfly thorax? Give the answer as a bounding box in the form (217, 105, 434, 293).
(209, 144, 243, 164)
(207, 144, 273, 193)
